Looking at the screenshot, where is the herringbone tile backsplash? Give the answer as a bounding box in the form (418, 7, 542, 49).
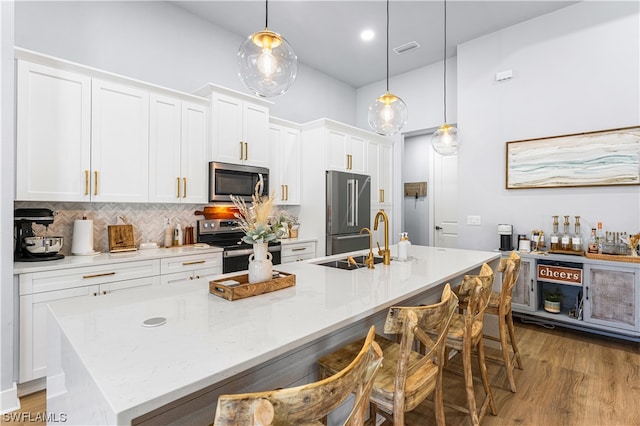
(14, 201, 205, 255)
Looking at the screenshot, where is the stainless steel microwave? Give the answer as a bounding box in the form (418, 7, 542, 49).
(208, 162, 269, 203)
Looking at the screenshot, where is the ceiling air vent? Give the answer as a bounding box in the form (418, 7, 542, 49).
(393, 41, 420, 55)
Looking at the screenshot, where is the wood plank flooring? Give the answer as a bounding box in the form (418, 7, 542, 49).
(3, 320, 639, 426)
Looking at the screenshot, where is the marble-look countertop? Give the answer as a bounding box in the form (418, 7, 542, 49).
(46, 245, 499, 424)
(13, 245, 223, 274)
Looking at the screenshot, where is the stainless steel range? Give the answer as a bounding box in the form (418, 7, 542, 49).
(196, 219, 281, 274)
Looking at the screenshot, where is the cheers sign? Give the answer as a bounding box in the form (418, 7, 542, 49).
(537, 264, 583, 285)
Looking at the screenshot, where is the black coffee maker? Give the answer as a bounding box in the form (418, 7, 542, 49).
(498, 224, 513, 251)
(14, 208, 64, 261)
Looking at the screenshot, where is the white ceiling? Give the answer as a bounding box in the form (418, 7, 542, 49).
(171, 0, 579, 88)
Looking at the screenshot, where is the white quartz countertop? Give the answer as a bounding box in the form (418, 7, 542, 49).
(13, 245, 223, 274)
(47, 245, 499, 423)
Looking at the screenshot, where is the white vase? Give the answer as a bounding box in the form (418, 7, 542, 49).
(248, 242, 273, 284)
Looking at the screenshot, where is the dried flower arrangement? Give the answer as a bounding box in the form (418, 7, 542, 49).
(230, 185, 277, 245)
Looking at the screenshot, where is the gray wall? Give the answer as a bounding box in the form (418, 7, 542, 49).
(402, 134, 430, 246)
(357, 1, 640, 251)
(14, 0, 357, 125)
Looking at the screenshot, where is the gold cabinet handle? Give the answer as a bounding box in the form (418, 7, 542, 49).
(285, 184, 289, 201)
(182, 260, 206, 266)
(240, 141, 244, 160)
(194, 275, 201, 279)
(244, 142, 248, 160)
(183, 177, 187, 198)
(93, 292, 98, 297)
(94, 171, 99, 196)
(83, 271, 116, 279)
(380, 189, 384, 203)
(346, 154, 349, 170)
(84, 170, 89, 195)
(102, 290, 108, 295)
(177, 177, 181, 198)
(292, 247, 307, 252)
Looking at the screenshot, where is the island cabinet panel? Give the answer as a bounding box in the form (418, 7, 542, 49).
(15, 60, 92, 202)
(584, 264, 639, 332)
(280, 241, 316, 264)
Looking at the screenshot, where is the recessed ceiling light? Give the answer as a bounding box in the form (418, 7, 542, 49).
(360, 29, 375, 41)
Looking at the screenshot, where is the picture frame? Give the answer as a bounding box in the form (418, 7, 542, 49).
(505, 126, 640, 189)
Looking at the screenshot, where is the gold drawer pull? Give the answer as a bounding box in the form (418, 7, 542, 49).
(380, 189, 384, 203)
(182, 260, 206, 266)
(183, 177, 187, 198)
(240, 141, 244, 160)
(177, 177, 181, 198)
(84, 170, 89, 195)
(94, 171, 99, 196)
(244, 142, 248, 160)
(292, 247, 307, 252)
(83, 271, 116, 279)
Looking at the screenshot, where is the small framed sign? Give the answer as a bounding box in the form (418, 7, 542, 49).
(404, 182, 427, 198)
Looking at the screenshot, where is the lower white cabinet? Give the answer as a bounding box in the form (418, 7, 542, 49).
(19, 260, 160, 383)
(160, 252, 222, 285)
(510, 257, 536, 312)
(281, 241, 316, 264)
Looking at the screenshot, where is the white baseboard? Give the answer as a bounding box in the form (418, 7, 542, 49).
(0, 382, 20, 414)
(17, 378, 46, 397)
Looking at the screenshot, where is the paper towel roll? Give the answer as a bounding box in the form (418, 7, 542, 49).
(72, 219, 94, 254)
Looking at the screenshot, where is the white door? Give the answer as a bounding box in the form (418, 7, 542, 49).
(432, 152, 458, 248)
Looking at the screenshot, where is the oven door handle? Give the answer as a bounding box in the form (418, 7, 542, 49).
(224, 248, 254, 258)
(268, 246, 282, 253)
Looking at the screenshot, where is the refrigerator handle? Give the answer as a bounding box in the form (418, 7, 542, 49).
(347, 178, 355, 227)
(354, 179, 359, 227)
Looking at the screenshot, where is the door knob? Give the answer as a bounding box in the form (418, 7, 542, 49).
(435, 226, 443, 230)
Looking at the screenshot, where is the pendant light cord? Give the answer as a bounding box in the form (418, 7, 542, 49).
(265, 0, 269, 29)
(442, 0, 447, 123)
(386, 0, 390, 93)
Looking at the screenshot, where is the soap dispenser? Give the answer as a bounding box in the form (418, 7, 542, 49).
(398, 232, 411, 261)
(174, 221, 183, 246)
(164, 218, 173, 248)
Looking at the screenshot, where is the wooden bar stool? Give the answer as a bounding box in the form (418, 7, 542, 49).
(213, 326, 383, 426)
(317, 284, 458, 426)
(441, 263, 496, 426)
(484, 251, 523, 392)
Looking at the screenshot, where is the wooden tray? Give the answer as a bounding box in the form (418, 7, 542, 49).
(584, 252, 640, 264)
(209, 271, 296, 301)
(548, 249, 584, 256)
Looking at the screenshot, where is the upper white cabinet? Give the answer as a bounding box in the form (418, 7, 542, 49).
(195, 84, 271, 168)
(16, 49, 211, 203)
(326, 128, 367, 174)
(368, 139, 393, 207)
(149, 94, 208, 203)
(91, 79, 149, 202)
(16, 60, 92, 201)
(269, 119, 301, 205)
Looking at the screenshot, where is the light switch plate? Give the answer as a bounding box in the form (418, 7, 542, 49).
(467, 215, 481, 226)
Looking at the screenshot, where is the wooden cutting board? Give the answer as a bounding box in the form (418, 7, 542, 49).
(107, 224, 136, 252)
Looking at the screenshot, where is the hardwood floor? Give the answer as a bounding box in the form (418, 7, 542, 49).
(4, 321, 639, 425)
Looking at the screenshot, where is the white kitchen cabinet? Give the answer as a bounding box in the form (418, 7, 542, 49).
(326, 128, 367, 174)
(149, 94, 208, 203)
(91, 78, 149, 202)
(281, 241, 316, 264)
(269, 119, 301, 205)
(368, 140, 393, 207)
(195, 85, 271, 168)
(18, 259, 160, 383)
(16, 60, 92, 202)
(159, 252, 222, 285)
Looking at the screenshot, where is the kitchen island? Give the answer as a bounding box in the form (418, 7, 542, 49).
(46, 246, 500, 425)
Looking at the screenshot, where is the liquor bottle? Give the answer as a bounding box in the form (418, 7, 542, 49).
(572, 216, 583, 253)
(587, 228, 598, 254)
(550, 216, 560, 251)
(561, 215, 572, 251)
(596, 222, 604, 253)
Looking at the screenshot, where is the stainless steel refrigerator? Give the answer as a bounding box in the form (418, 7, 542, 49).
(326, 170, 371, 255)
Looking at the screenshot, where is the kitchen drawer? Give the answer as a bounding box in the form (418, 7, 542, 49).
(281, 241, 316, 264)
(160, 252, 222, 275)
(20, 259, 161, 295)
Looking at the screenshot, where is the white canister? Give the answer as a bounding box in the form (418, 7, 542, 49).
(71, 219, 94, 254)
(518, 239, 531, 253)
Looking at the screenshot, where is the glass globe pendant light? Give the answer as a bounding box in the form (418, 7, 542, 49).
(368, 0, 408, 136)
(431, 0, 460, 155)
(237, 0, 298, 98)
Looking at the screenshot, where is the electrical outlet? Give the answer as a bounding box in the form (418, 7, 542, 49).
(467, 215, 481, 226)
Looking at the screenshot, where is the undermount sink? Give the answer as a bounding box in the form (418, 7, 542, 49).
(317, 255, 387, 270)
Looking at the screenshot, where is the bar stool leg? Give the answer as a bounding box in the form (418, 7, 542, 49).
(477, 339, 497, 417)
(507, 311, 523, 370)
(462, 342, 480, 426)
(499, 313, 517, 393)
